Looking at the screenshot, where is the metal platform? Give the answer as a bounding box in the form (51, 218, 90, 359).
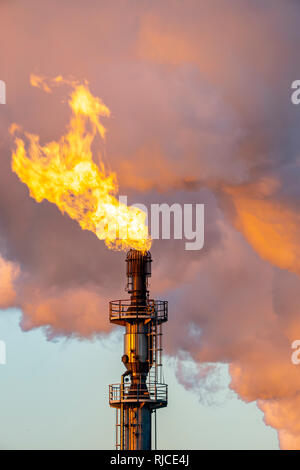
(109, 382, 168, 409)
(109, 299, 168, 325)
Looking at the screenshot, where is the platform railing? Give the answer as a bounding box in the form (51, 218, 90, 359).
(109, 382, 168, 404)
(109, 299, 168, 323)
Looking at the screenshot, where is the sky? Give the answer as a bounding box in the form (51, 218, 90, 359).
(1, 0, 300, 449)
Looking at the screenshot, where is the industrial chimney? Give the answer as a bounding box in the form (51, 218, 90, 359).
(109, 249, 168, 450)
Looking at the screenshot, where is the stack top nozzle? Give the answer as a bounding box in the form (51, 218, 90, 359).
(126, 249, 152, 278)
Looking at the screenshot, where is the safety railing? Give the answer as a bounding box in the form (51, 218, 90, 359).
(109, 382, 168, 405)
(109, 299, 168, 323)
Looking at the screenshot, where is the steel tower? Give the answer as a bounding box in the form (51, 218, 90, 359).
(109, 249, 168, 450)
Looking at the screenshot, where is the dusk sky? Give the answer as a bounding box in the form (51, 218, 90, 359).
(1, 0, 300, 450)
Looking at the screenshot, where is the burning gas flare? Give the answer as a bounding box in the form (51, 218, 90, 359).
(10, 75, 151, 252)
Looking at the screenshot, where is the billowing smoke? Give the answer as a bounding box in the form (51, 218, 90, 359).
(1, 0, 300, 449)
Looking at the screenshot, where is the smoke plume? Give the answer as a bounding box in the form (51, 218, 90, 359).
(1, 0, 300, 448)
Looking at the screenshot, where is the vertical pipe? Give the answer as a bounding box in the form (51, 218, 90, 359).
(123, 251, 152, 450)
(154, 410, 157, 450)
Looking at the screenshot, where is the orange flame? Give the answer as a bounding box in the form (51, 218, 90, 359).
(10, 76, 151, 252)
